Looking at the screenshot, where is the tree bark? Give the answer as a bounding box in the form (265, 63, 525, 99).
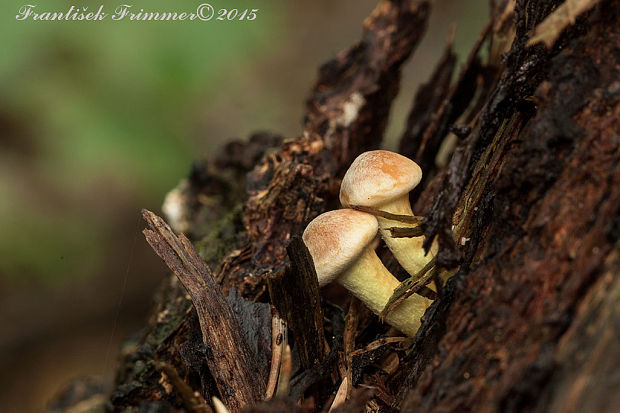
(398, 1, 620, 411)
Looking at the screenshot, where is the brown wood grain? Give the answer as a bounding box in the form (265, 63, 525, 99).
(397, 2, 620, 411)
(142, 210, 264, 412)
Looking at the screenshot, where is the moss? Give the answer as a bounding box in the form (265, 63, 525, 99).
(147, 311, 188, 348)
(195, 204, 245, 270)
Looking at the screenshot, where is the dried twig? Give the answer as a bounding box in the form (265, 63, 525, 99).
(142, 210, 264, 412)
(350, 205, 424, 225)
(350, 337, 408, 358)
(155, 361, 213, 413)
(380, 257, 437, 321)
(276, 345, 293, 397)
(265, 312, 287, 400)
(328, 377, 349, 412)
(342, 298, 362, 401)
(389, 226, 425, 238)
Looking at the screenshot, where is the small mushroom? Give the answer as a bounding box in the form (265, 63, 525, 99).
(302, 209, 431, 336)
(339, 150, 436, 276)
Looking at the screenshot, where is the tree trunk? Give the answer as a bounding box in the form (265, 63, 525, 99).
(49, 1, 619, 412)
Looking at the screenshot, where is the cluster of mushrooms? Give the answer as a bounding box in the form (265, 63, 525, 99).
(302, 150, 436, 337)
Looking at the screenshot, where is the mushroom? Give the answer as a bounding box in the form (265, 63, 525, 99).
(339, 150, 436, 277)
(302, 209, 431, 336)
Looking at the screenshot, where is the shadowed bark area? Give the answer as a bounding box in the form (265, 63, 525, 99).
(397, 1, 619, 411)
(48, 1, 619, 412)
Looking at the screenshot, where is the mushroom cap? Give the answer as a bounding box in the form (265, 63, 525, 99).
(302, 209, 378, 287)
(339, 150, 422, 208)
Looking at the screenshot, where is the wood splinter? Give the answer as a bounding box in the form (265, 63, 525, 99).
(275, 344, 293, 397)
(142, 209, 265, 413)
(381, 257, 438, 321)
(264, 312, 287, 400)
(389, 226, 425, 238)
(350, 204, 423, 225)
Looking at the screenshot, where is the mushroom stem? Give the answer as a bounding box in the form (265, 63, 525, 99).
(303, 208, 431, 337)
(375, 195, 437, 277)
(338, 247, 430, 337)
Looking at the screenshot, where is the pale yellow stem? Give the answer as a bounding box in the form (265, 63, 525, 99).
(375, 195, 437, 276)
(338, 249, 431, 336)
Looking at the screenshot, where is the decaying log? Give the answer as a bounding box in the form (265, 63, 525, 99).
(396, 1, 619, 411)
(223, 0, 431, 298)
(102, 1, 432, 411)
(267, 237, 326, 370)
(55, 0, 619, 412)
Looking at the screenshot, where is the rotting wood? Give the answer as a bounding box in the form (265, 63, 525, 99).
(267, 237, 328, 405)
(142, 210, 265, 412)
(53, 0, 620, 412)
(155, 360, 213, 413)
(222, 0, 432, 298)
(267, 237, 326, 370)
(399, 35, 457, 170)
(289, 348, 341, 403)
(98, 2, 432, 411)
(396, 1, 620, 410)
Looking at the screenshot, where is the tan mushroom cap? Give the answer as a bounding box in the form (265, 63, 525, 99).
(302, 209, 378, 287)
(339, 150, 422, 208)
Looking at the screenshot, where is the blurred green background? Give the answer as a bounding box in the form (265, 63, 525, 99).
(0, 0, 487, 411)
